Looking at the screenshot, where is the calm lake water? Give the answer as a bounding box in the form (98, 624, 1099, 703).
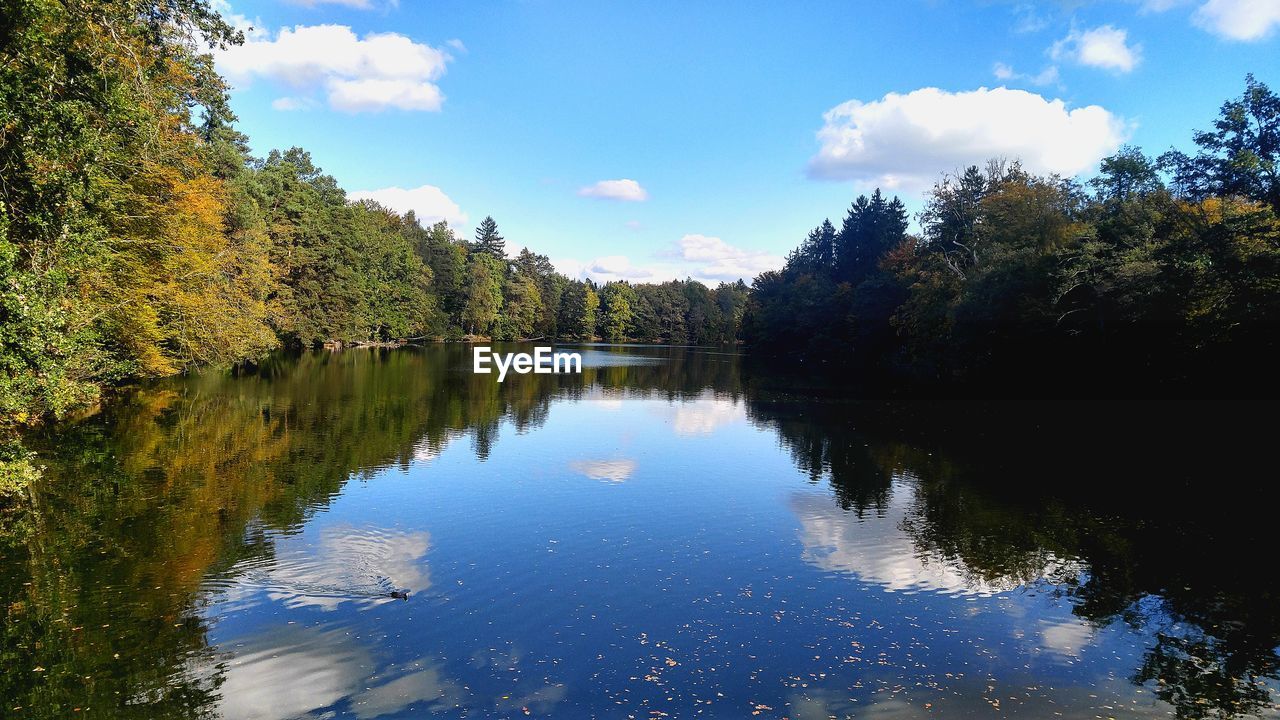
(2, 345, 1277, 719)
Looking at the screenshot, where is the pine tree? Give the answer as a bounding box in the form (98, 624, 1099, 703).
(472, 216, 507, 259)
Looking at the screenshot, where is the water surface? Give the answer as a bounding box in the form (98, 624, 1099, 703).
(2, 345, 1277, 719)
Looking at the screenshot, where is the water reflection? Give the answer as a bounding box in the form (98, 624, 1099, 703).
(569, 459, 636, 482)
(790, 477, 1084, 596)
(210, 525, 431, 611)
(1, 344, 1276, 719)
(208, 625, 465, 720)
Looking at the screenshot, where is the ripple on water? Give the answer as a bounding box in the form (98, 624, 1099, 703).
(203, 524, 431, 611)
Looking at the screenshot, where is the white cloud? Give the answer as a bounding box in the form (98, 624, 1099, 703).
(211, 0, 266, 40)
(1011, 3, 1051, 33)
(270, 96, 316, 111)
(288, 0, 399, 8)
(807, 86, 1129, 193)
(580, 255, 659, 283)
(577, 179, 649, 202)
(348, 184, 467, 226)
(992, 62, 1061, 87)
(1141, 0, 1191, 11)
(555, 234, 782, 286)
(215, 24, 452, 112)
(1051, 25, 1143, 73)
(670, 234, 783, 282)
(1193, 0, 1280, 40)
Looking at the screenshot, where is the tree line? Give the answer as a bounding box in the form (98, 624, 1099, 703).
(743, 75, 1280, 386)
(0, 0, 747, 438)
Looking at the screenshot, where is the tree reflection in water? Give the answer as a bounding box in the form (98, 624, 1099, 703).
(1, 345, 1275, 719)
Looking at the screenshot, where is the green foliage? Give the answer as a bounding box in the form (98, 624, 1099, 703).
(462, 252, 505, 336)
(1160, 74, 1280, 214)
(746, 78, 1280, 382)
(471, 216, 507, 259)
(0, 438, 38, 499)
(498, 273, 543, 340)
(599, 282, 635, 342)
(245, 149, 441, 344)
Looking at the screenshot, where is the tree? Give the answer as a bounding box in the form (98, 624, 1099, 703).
(1092, 146, 1162, 202)
(599, 283, 636, 342)
(1, 0, 256, 423)
(462, 253, 505, 336)
(1160, 75, 1280, 214)
(472, 216, 507, 259)
(836, 189, 908, 285)
(558, 280, 599, 340)
(411, 220, 469, 330)
(513, 248, 564, 338)
(919, 165, 991, 278)
(499, 274, 544, 340)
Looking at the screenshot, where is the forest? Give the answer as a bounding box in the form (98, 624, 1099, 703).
(0, 0, 747, 444)
(2, 0, 1279, 489)
(745, 76, 1280, 385)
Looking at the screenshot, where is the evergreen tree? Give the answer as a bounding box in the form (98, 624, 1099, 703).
(836, 189, 908, 285)
(472, 216, 507, 259)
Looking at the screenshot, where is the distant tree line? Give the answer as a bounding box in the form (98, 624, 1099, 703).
(744, 75, 1280, 385)
(414, 212, 749, 345)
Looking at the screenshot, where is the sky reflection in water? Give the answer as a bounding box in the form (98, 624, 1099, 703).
(3, 345, 1277, 719)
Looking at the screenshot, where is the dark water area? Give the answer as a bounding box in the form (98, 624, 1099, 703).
(2, 344, 1276, 719)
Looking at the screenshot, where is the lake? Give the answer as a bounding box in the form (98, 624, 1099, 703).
(2, 344, 1277, 719)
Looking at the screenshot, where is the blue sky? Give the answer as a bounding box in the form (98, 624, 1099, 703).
(212, 0, 1280, 284)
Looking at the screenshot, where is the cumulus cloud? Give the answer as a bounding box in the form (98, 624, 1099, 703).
(807, 86, 1129, 193)
(589, 256, 653, 281)
(554, 255, 665, 284)
(348, 184, 467, 226)
(670, 234, 783, 282)
(555, 233, 782, 286)
(1051, 25, 1143, 72)
(577, 179, 649, 202)
(1193, 0, 1280, 40)
(215, 24, 453, 112)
